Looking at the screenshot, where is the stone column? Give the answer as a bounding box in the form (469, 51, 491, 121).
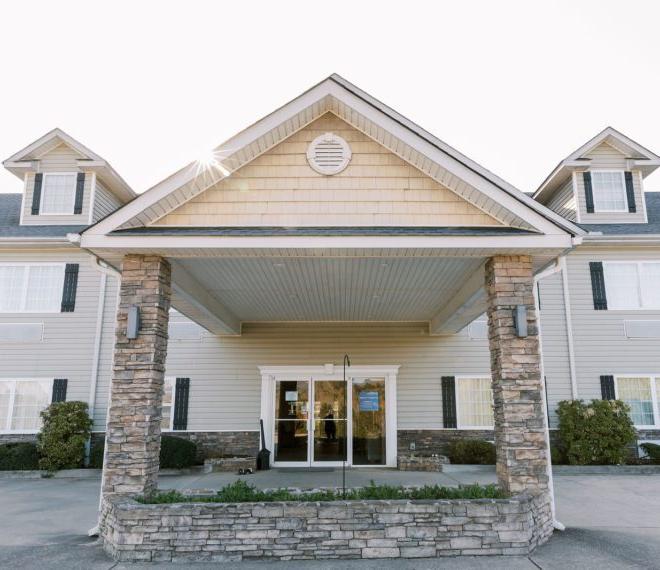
(102, 255, 171, 497)
(485, 255, 549, 496)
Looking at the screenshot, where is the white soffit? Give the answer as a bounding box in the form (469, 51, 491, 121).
(85, 75, 581, 237)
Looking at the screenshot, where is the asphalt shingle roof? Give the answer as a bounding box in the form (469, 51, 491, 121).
(0, 193, 87, 238)
(580, 192, 660, 235)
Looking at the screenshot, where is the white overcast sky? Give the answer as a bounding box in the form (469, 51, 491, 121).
(1, 0, 659, 195)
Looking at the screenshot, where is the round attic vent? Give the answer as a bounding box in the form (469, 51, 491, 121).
(306, 132, 352, 175)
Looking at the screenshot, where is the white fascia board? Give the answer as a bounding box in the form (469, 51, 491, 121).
(170, 260, 240, 335)
(80, 232, 575, 251)
(84, 82, 335, 237)
(429, 263, 486, 334)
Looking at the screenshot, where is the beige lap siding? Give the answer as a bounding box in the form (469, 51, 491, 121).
(545, 179, 576, 222)
(0, 250, 106, 419)
(153, 114, 501, 228)
(129, 322, 493, 433)
(566, 247, 660, 402)
(21, 143, 94, 225)
(92, 180, 122, 223)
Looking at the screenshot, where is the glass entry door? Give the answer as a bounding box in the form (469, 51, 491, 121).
(272, 376, 386, 467)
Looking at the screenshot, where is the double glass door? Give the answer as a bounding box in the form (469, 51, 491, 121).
(273, 377, 385, 467)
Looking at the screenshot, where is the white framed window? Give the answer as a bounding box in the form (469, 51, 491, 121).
(40, 173, 77, 215)
(615, 376, 660, 428)
(590, 170, 628, 212)
(161, 376, 175, 431)
(0, 379, 52, 433)
(603, 261, 660, 310)
(0, 264, 65, 313)
(456, 376, 494, 429)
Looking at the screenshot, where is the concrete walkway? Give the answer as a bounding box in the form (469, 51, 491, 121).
(1, 471, 660, 569)
(162, 464, 497, 492)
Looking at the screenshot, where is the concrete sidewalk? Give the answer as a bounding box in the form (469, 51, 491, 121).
(1, 472, 659, 569)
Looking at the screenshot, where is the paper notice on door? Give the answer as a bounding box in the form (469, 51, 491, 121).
(285, 391, 298, 402)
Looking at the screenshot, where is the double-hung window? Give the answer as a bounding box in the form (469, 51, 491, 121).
(456, 376, 494, 429)
(0, 379, 52, 433)
(591, 171, 627, 212)
(603, 261, 660, 310)
(0, 264, 65, 313)
(40, 173, 77, 215)
(161, 377, 175, 431)
(615, 376, 660, 428)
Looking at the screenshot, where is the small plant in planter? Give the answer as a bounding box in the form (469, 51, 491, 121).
(37, 401, 92, 472)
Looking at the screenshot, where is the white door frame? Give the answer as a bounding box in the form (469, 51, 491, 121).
(258, 364, 399, 468)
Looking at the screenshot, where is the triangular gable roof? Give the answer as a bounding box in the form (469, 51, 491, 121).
(3, 128, 135, 202)
(534, 126, 660, 201)
(84, 74, 583, 237)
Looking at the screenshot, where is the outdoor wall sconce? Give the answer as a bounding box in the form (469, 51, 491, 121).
(513, 305, 528, 337)
(127, 305, 141, 339)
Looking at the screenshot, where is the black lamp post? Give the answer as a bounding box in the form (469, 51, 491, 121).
(342, 354, 351, 498)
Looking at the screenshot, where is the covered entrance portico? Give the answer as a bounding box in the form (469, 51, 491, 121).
(79, 76, 587, 559)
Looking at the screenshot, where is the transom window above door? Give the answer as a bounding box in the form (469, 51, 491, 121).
(591, 171, 627, 212)
(40, 173, 77, 214)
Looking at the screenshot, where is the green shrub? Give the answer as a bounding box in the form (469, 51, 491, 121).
(447, 439, 496, 464)
(550, 444, 566, 465)
(556, 399, 636, 465)
(0, 442, 40, 470)
(139, 480, 507, 504)
(37, 401, 92, 472)
(159, 436, 198, 469)
(640, 443, 660, 464)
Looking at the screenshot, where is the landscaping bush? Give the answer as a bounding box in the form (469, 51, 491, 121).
(159, 435, 198, 469)
(140, 479, 507, 504)
(37, 401, 93, 472)
(640, 442, 660, 464)
(447, 439, 496, 464)
(556, 399, 636, 465)
(84, 435, 199, 469)
(0, 442, 40, 470)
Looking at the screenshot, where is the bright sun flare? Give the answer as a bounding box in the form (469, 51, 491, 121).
(196, 150, 230, 177)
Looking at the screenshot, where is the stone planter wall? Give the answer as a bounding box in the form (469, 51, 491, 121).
(397, 454, 448, 472)
(100, 492, 553, 563)
(204, 457, 257, 473)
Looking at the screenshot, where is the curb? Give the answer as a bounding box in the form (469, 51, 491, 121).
(0, 465, 205, 480)
(552, 465, 660, 474)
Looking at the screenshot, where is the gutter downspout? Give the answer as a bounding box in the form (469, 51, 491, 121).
(533, 258, 565, 532)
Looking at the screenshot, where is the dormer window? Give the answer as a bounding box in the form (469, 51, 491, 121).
(590, 171, 627, 212)
(40, 173, 77, 214)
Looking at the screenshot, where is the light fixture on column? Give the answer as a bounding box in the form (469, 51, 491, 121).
(514, 305, 528, 338)
(127, 305, 141, 339)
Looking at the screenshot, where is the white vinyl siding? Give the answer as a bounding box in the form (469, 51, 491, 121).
(92, 180, 122, 222)
(0, 378, 52, 433)
(545, 178, 577, 222)
(615, 376, 660, 428)
(0, 264, 65, 313)
(591, 170, 627, 212)
(565, 248, 660, 405)
(40, 173, 77, 214)
(603, 261, 660, 310)
(456, 376, 493, 429)
(0, 251, 115, 431)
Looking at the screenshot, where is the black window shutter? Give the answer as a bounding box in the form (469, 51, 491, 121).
(173, 377, 190, 430)
(589, 261, 608, 310)
(61, 264, 79, 312)
(583, 172, 595, 213)
(31, 173, 43, 215)
(441, 376, 457, 429)
(600, 375, 615, 400)
(74, 173, 85, 214)
(51, 378, 68, 403)
(624, 171, 636, 213)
